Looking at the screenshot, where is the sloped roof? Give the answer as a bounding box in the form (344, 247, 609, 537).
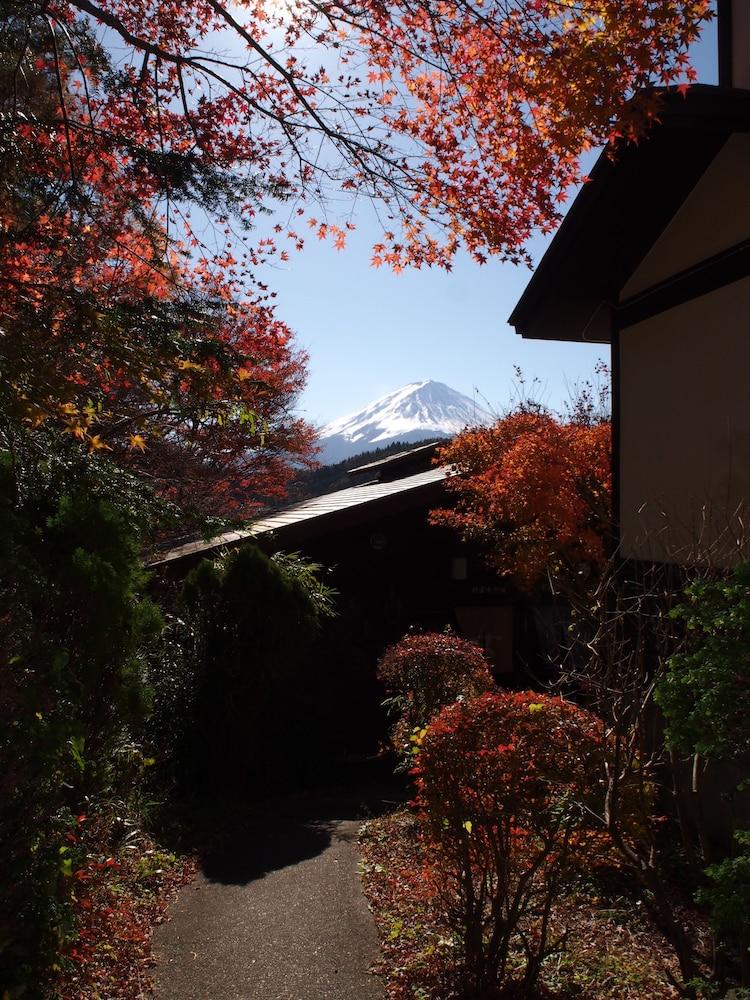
(347, 441, 441, 477)
(151, 466, 450, 566)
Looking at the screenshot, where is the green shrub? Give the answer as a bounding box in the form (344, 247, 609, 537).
(171, 545, 336, 793)
(0, 445, 161, 996)
(414, 691, 610, 999)
(656, 562, 750, 761)
(654, 563, 750, 989)
(698, 831, 750, 986)
(376, 630, 495, 762)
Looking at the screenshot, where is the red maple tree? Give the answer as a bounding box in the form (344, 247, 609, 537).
(1, 10, 317, 515)
(432, 410, 612, 590)
(5, 0, 710, 268)
(1, 2, 708, 510)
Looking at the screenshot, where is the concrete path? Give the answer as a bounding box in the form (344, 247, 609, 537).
(152, 790, 390, 1000)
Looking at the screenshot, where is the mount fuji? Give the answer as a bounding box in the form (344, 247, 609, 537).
(317, 380, 493, 464)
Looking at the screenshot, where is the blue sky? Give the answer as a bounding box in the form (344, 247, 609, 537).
(259, 12, 718, 429)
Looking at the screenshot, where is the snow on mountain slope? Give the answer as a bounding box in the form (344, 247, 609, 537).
(318, 380, 493, 463)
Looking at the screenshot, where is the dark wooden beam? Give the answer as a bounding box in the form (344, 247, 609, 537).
(610, 325, 622, 557)
(718, 0, 734, 88)
(616, 239, 750, 329)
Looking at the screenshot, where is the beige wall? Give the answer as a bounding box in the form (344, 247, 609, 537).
(619, 277, 750, 565)
(732, 0, 750, 89)
(620, 133, 750, 299)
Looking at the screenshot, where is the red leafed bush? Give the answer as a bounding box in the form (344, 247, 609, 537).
(431, 412, 612, 592)
(415, 691, 611, 999)
(377, 632, 495, 761)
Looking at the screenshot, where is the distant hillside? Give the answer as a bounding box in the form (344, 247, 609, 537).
(286, 437, 444, 503)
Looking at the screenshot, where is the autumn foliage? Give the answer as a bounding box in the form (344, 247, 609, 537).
(2, 0, 710, 273)
(414, 691, 611, 998)
(0, 0, 714, 992)
(377, 631, 495, 761)
(1, 1, 709, 509)
(1, 9, 315, 515)
(432, 411, 612, 590)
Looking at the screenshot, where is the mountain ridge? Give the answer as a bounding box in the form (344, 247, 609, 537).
(318, 380, 492, 463)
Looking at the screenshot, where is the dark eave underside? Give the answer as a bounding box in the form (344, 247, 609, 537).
(509, 86, 750, 343)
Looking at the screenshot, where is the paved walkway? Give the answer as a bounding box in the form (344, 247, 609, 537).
(152, 790, 389, 1000)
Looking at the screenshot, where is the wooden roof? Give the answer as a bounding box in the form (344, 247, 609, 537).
(150, 466, 450, 566)
(347, 441, 442, 482)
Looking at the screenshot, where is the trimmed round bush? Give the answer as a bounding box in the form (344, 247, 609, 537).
(415, 691, 610, 998)
(377, 631, 495, 760)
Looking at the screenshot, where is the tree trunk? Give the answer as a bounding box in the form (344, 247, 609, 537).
(670, 750, 699, 871)
(691, 753, 714, 865)
(640, 865, 698, 993)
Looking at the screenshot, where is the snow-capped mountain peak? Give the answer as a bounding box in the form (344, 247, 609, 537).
(318, 380, 492, 463)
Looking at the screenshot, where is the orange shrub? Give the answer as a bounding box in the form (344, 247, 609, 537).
(377, 631, 495, 762)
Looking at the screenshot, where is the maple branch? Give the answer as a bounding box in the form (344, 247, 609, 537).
(60, 0, 446, 219)
(46, 14, 78, 193)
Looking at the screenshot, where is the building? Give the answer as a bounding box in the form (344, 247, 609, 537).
(509, 1, 750, 565)
(152, 444, 550, 752)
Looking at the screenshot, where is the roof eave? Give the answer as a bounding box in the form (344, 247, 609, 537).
(508, 85, 750, 343)
(149, 468, 450, 567)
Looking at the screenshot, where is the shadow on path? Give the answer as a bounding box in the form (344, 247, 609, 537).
(160, 779, 404, 885)
(152, 781, 403, 1000)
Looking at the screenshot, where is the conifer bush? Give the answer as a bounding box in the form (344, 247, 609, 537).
(414, 691, 610, 999)
(175, 545, 336, 793)
(0, 444, 162, 994)
(376, 631, 495, 763)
